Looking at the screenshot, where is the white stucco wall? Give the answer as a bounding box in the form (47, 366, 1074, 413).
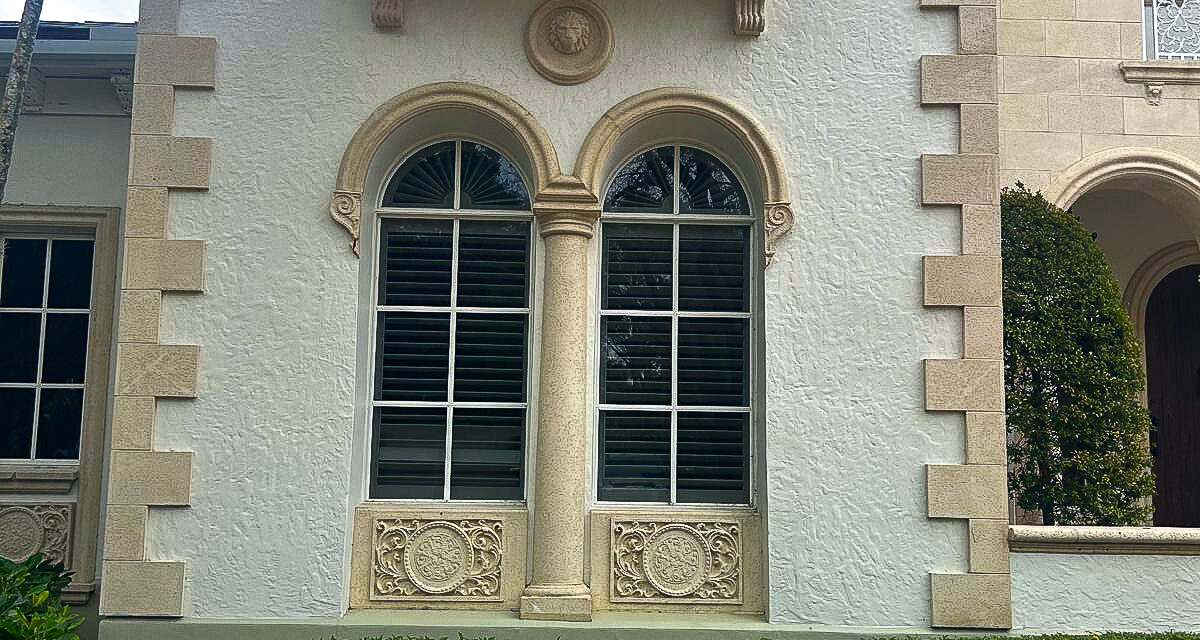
(5, 113, 130, 208)
(1014, 553, 1200, 631)
(151, 0, 962, 623)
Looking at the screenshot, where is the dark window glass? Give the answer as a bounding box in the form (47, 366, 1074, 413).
(602, 224, 672, 311)
(678, 147, 748, 214)
(371, 407, 447, 499)
(676, 412, 749, 504)
(679, 225, 748, 312)
(35, 388, 84, 459)
(454, 314, 526, 403)
(377, 220, 453, 307)
(0, 238, 47, 308)
(601, 316, 672, 405)
(47, 240, 94, 309)
(41, 314, 89, 384)
(678, 317, 748, 407)
(604, 147, 674, 213)
(374, 312, 450, 402)
(382, 141, 456, 208)
(450, 408, 524, 500)
(0, 388, 35, 458)
(598, 411, 670, 502)
(460, 143, 531, 210)
(0, 312, 41, 383)
(456, 221, 529, 308)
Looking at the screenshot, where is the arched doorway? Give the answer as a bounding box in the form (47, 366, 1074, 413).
(1145, 264, 1200, 526)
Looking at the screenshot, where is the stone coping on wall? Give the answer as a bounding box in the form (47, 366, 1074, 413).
(1010, 525, 1200, 555)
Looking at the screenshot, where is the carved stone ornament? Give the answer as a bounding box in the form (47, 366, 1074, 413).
(0, 504, 72, 565)
(764, 201, 794, 268)
(525, 0, 614, 86)
(371, 0, 404, 30)
(110, 73, 133, 114)
(372, 518, 503, 601)
(733, 0, 766, 36)
(611, 520, 742, 603)
(329, 190, 363, 256)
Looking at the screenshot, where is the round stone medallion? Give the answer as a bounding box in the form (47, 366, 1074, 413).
(525, 0, 614, 85)
(402, 522, 474, 594)
(642, 524, 711, 597)
(0, 507, 44, 562)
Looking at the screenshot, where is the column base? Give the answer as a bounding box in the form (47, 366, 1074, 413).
(519, 583, 593, 622)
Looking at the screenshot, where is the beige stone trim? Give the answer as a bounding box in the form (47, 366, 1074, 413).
(732, 0, 767, 36)
(588, 509, 764, 614)
(1009, 525, 1200, 555)
(99, 561, 185, 617)
(1121, 61, 1200, 103)
(920, 1, 1009, 628)
(133, 35, 216, 87)
(371, 0, 404, 30)
(349, 506, 527, 610)
(101, 4, 215, 616)
(0, 205, 119, 604)
(574, 87, 794, 265)
(930, 573, 1012, 629)
(524, 0, 614, 86)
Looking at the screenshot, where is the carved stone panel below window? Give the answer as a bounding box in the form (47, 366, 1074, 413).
(610, 520, 742, 604)
(371, 518, 503, 601)
(0, 503, 72, 565)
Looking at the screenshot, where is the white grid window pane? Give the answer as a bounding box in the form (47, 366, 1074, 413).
(0, 235, 94, 461)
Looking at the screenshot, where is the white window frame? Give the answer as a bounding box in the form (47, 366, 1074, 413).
(366, 138, 536, 504)
(1145, 0, 1200, 60)
(592, 142, 759, 508)
(0, 232, 96, 464)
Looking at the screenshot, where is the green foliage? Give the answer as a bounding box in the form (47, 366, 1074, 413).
(0, 554, 82, 640)
(1002, 185, 1155, 525)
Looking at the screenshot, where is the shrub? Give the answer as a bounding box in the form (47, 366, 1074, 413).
(0, 554, 82, 640)
(1002, 185, 1155, 525)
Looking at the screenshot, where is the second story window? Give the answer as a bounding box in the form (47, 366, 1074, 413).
(0, 236, 95, 461)
(1147, 0, 1200, 60)
(369, 140, 532, 501)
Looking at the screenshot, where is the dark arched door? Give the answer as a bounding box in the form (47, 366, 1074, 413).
(1145, 263, 1200, 526)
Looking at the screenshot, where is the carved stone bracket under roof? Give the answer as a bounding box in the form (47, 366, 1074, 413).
(370, 0, 767, 36)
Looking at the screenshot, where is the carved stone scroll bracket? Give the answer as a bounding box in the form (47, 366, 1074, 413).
(610, 520, 743, 604)
(764, 201, 794, 269)
(371, 0, 404, 30)
(0, 504, 73, 566)
(330, 190, 363, 256)
(371, 518, 504, 602)
(733, 0, 766, 36)
(111, 73, 134, 114)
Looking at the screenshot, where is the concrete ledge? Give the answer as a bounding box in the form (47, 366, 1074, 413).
(98, 611, 982, 640)
(1010, 525, 1200, 555)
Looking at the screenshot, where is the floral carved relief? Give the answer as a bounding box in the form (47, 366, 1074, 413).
(372, 518, 503, 601)
(0, 504, 72, 565)
(611, 520, 742, 603)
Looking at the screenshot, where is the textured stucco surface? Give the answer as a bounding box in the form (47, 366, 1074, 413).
(1013, 553, 1200, 631)
(6, 114, 130, 208)
(150, 0, 962, 622)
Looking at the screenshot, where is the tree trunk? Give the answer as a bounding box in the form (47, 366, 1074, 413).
(0, 0, 45, 204)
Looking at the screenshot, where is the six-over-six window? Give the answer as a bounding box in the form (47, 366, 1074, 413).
(368, 141, 755, 506)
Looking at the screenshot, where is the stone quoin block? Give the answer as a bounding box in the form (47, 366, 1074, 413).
(930, 572, 1012, 628)
(969, 519, 1011, 574)
(117, 289, 162, 344)
(134, 35, 216, 87)
(960, 104, 999, 154)
(128, 135, 212, 189)
(137, 0, 180, 35)
(958, 6, 998, 55)
(131, 84, 174, 136)
(124, 187, 168, 238)
(100, 561, 185, 617)
(924, 255, 1002, 307)
(103, 506, 148, 561)
(922, 55, 999, 105)
(115, 343, 200, 398)
(962, 204, 1000, 256)
(927, 464, 1008, 519)
(965, 412, 1007, 465)
(924, 358, 1004, 412)
(123, 238, 205, 292)
(107, 450, 193, 506)
(963, 306, 1004, 359)
(111, 396, 156, 451)
(922, 154, 998, 205)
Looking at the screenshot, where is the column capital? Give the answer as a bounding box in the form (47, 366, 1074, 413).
(534, 206, 601, 238)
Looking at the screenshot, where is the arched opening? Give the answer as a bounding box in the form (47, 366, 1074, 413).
(1048, 149, 1200, 525)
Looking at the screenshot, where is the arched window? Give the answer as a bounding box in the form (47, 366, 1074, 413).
(597, 145, 753, 505)
(369, 140, 532, 501)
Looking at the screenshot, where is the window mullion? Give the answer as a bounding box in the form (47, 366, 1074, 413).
(670, 223, 680, 504)
(30, 240, 53, 459)
(444, 218, 461, 501)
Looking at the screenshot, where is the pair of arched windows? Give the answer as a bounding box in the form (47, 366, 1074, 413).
(367, 140, 753, 506)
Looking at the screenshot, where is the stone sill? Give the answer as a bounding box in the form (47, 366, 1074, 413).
(1121, 60, 1200, 85)
(1010, 525, 1200, 555)
(0, 465, 79, 494)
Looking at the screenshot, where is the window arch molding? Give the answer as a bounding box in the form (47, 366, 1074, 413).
(575, 88, 795, 265)
(329, 82, 568, 253)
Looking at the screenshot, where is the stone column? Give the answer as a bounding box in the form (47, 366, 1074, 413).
(520, 206, 598, 622)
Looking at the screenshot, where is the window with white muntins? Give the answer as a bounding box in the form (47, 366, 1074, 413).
(597, 145, 754, 506)
(0, 235, 95, 461)
(368, 139, 533, 501)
